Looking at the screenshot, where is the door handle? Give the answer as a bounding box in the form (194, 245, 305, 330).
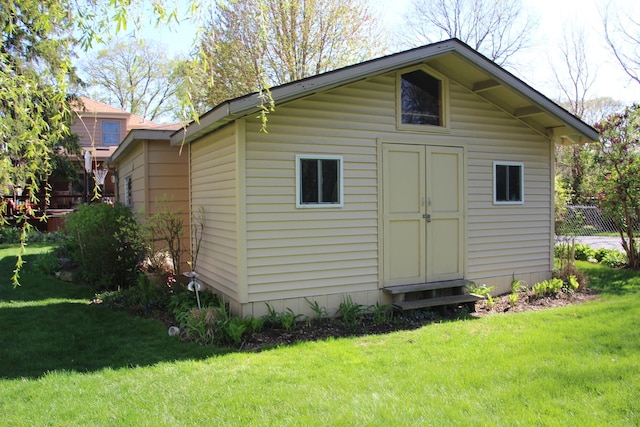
(423, 213, 432, 222)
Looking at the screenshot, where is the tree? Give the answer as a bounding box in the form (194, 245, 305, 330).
(603, 1, 640, 86)
(184, 0, 386, 112)
(1, 0, 81, 283)
(400, 0, 537, 66)
(81, 38, 183, 122)
(594, 104, 640, 269)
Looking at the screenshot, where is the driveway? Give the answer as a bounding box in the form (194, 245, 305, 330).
(561, 236, 624, 251)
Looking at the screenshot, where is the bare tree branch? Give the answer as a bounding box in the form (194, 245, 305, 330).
(401, 0, 537, 67)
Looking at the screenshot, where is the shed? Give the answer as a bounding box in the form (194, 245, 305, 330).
(172, 39, 597, 317)
(108, 124, 191, 273)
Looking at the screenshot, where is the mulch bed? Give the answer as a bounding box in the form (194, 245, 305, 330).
(237, 289, 599, 351)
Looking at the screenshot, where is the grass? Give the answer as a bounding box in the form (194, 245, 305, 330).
(1, 246, 639, 425)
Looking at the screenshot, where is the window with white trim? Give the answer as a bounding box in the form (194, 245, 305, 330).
(102, 121, 121, 146)
(398, 68, 447, 128)
(494, 161, 524, 204)
(296, 155, 343, 208)
(124, 175, 133, 207)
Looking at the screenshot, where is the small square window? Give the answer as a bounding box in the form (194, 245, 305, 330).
(296, 155, 343, 208)
(102, 121, 121, 146)
(494, 162, 523, 204)
(400, 70, 442, 126)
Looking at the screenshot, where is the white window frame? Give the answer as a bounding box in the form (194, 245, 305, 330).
(295, 154, 344, 208)
(124, 175, 133, 207)
(493, 161, 524, 205)
(396, 65, 450, 132)
(102, 121, 121, 146)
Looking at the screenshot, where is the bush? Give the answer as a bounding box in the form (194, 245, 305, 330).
(574, 244, 595, 261)
(61, 203, 146, 290)
(554, 264, 588, 291)
(0, 226, 21, 243)
(600, 250, 627, 268)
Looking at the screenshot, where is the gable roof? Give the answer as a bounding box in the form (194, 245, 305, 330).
(107, 122, 186, 165)
(171, 38, 598, 146)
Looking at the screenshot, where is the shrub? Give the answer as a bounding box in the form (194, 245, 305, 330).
(180, 299, 252, 346)
(0, 226, 21, 243)
(574, 244, 595, 261)
(169, 288, 220, 327)
(600, 250, 627, 268)
(554, 263, 588, 291)
(61, 203, 146, 290)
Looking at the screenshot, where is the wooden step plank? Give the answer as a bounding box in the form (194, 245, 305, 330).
(383, 279, 473, 295)
(393, 294, 483, 311)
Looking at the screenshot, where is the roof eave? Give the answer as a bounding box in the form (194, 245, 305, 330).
(108, 129, 175, 165)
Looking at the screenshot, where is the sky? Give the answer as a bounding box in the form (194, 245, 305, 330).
(101, 0, 640, 106)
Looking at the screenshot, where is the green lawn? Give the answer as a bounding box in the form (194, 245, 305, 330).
(1, 247, 639, 426)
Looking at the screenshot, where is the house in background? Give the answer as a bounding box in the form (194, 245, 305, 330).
(107, 123, 190, 273)
(46, 97, 163, 230)
(157, 39, 596, 316)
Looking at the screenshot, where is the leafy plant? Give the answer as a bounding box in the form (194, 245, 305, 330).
(532, 278, 564, 298)
(33, 250, 62, 276)
(263, 302, 281, 327)
(279, 308, 302, 331)
(222, 317, 246, 345)
(600, 250, 627, 268)
(336, 295, 365, 331)
(554, 263, 589, 291)
(370, 301, 393, 325)
(305, 298, 328, 319)
(243, 316, 265, 333)
(574, 244, 596, 262)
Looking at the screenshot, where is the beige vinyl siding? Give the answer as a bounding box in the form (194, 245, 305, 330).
(115, 142, 145, 211)
(190, 125, 240, 301)
(146, 143, 189, 213)
(458, 94, 553, 287)
(243, 77, 389, 304)
(144, 142, 191, 273)
(241, 70, 552, 302)
(190, 67, 554, 309)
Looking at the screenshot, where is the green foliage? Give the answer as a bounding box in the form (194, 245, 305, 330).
(369, 301, 393, 325)
(532, 278, 565, 298)
(61, 203, 146, 290)
(180, 299, 253, 346)
(336, 295, 365, 331)
(574, 243, 596, 261)
(600, 250, 628, 268)
(33, 250, 62, 276)
(467, 283, 494, 297)
(168, 289, 220, 326)
(554, 263, 589, 291)
(279, 308, 302, 331)
(508, 292, 519, 307)
(305, 298, 328, 319)
(0, 227, 21, 244)
(262, 303, 302, 330)
(0, 227, 62, 244)
(594, 104, 640, 269)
